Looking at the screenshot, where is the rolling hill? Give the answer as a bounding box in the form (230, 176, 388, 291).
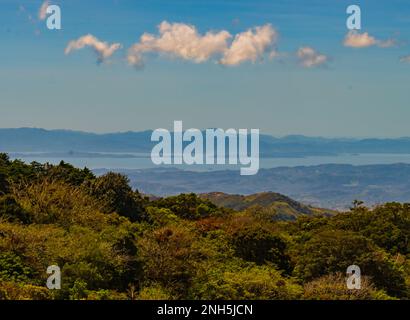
(105, 164, 410, 209)
(199, 191, 336, 220)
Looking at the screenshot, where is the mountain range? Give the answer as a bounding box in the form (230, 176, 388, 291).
(3, 128, 410, 209)
(96, 164, 410, 209)
(3, 128, 410, 157)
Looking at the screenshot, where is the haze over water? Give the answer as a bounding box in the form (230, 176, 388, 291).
(9, 153, 410, 171)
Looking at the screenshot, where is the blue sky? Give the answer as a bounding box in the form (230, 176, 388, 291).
(1, 0, 410, 137)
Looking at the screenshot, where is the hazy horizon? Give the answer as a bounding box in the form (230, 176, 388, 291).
(3, 126, 410, 140)
(1, 0, 410, 137)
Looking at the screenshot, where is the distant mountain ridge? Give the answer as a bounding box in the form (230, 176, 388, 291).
(2, 127, 410, 156)
(99, 164, 410, 209)
(0, 128, 153, 152)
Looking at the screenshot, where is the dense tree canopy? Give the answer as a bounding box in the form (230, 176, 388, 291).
(0, 153, 408, 300)
(86, 172, 146, 221)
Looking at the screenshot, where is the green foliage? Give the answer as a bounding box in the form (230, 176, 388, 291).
(331, 203, 410, 255)
(226, 215, 291, 272)
(152, 193, 225, 220)
(0, 194, 31, 223)
(0, 281, 51, 300)
(87, 172, 146, 221)
(0, 153, 408, 300)
(137, 223, 202, 297)
(86, 289, 128, 300)
(0, 252, 33, 282)
(293, 229, 407, 297)
(145, 206, 180, 226)
(0, 154, 10, 194)
(190, 263, 302, 300)
(69, 279, 88, 300)
(0, 172, 9, 195)
(138, 284, 172, 300)
(303, 273, 394, 300)
(45, 161, 95, 186)
(14, 180, 112, 228)
(0, 155, 93, 187)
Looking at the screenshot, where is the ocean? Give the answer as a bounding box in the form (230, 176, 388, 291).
(8, 152, 410, 171)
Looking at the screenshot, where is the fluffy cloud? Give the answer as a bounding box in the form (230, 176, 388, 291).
(127, 21, 231, 67)
(127, 21, 278, 67)
(343, 31, 396, 48)
(297, 47, 328, 68)
(220, 24, 278, 66)
(65, 34, 122, 64)
(38, 1, 49, 21)
(400, 55, 410, 63)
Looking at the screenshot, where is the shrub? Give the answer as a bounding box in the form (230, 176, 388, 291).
(138, 284, 172, 300)
(293, 229, 407, 298)
(303, 273, 394, 300)
(152, 193, 223, 220)
(0, 281, 51, 300)
(0, 195, 31, 223)
(87, 172, 146, 221)
(190, 263, 302, 300)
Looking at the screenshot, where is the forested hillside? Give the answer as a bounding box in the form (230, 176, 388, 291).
(199, 192, 336, 220)
(114, 164, 410, 209)
(0, 153, 409, 300)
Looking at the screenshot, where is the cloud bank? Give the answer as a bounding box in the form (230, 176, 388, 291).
(63, 22, 344, 70)
(127, 21, 278, 67)
(65, 34, 122, 64)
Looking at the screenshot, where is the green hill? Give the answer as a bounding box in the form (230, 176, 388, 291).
(200, 192, 336, 220)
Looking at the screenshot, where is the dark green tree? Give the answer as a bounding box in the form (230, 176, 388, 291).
(231, 226, 292, 273)
(0, 195, 31, 223)
(88, 172, 145, 221)
(152, 193, 222, 220)
(294, 229, 407, 298)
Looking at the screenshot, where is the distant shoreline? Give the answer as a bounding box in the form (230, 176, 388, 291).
(7, 152, 410, 172)
(90, 163, 410, 210)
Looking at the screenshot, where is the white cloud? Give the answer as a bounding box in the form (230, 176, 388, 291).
(127, 21, 278, 67)
(38, 1, 50, 21)
(297, 46, 328, 68)
(65, 34, 122, 64)
(343, 31, 396, 48)
(220, 24, 278, 66)
(344, 31, 376, 48)
(127, 21, 231, 67)
(400, 55, 410, 63)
